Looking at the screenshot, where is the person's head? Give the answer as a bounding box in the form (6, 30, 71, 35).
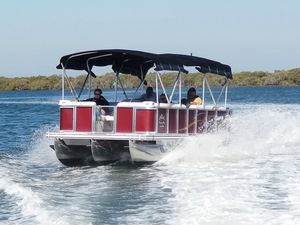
(94, 88, 102, 99)
(187, 87, 196, 99)
(146, 87, 153, 97)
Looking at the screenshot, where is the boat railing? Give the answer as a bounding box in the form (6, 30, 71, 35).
(58, 100, 231, 136)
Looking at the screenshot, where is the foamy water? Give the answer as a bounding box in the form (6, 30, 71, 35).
(156, 105, 300, 225)
(1, 88, 300, 224)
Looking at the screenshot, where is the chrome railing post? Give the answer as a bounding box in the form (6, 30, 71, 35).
(61, 63, 65, 100)
(202, 74, 206, 108)
(179, 72, 182, 104)
(155, 72, 159, 103)
(225, 79, 228, 108)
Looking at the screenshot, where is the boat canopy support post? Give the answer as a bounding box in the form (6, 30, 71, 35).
(86, 55, 92, 98)
(203, 74, 216, 106)
(179, 72, 182, 104)
(132, 79, 144, 101)
(61, 64, 78, 100)
(116, 71, 129, 100)
(61, 64, 65, 100)
(225, 79, 228, 108)
(77, 55, 98, 100)
(114, 72, 119, 102)
(84, 54, 114, 100)
(113, 60, 129, 101)
(77, 73, 90, 99)
(131, 64, 147, 101)
(155, 69, 170, 103)
(216, 78, 228, 107)
(202, 73, 206, 108)
(169, 71, 181, 104)
(155, 71, 159, 103)
(89, 71, 92, 98)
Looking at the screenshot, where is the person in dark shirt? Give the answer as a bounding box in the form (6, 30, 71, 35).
(159, 93, 168, 103)
(139, 86, 156, 101)
(86, 88, 109, 106)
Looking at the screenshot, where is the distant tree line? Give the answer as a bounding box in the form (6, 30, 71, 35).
(0, 68, 299, 91)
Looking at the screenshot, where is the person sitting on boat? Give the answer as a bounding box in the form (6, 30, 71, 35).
(159, 93, 168, 103)
(86, 88, 109, 106)
(187, 87, 202, 105)
(85, 88, 110, 115)
(139, 86, 156, 102)
(181, 87, 202, 106)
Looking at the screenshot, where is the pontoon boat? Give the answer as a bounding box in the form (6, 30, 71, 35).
(47, 49, 232, 166)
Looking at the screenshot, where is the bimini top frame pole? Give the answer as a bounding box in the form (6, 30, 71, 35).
(61, 63, 78, 100)
(201, 72, 229, 109)
(61, 63, 65, 100)
(216, 78, 228, 107)
(202, 73, 205, 108)
(57, 49, 232, 103)
(224, 80, 228, 108)
(168, 71, 181, 104)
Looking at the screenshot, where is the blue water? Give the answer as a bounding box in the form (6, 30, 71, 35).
(0, 86, 300, 225)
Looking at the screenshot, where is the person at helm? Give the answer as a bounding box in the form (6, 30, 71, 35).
(86, 88, 109, 106)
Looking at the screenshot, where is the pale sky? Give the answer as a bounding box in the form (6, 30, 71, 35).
(1, 0, 300, 77)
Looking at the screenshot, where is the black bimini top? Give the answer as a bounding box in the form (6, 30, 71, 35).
(57, 49, 232, 79)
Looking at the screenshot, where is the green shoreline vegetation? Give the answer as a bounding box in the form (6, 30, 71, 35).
(0, 68, 299, 91)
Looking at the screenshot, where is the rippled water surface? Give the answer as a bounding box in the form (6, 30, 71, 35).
(0, 87, 300, 225)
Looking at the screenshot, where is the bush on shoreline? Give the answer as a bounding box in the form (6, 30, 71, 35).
(0, 68, 299, 91)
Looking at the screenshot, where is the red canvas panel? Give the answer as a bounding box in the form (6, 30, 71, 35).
(60, 108, 73, 130)
(169, 109, 177, 133)
(116, 107, 133, 133)
(76, 107, 92, 132)
(136, 109, 156, 132)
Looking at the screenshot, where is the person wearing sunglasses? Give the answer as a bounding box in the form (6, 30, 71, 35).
(86, 88, 109, 106)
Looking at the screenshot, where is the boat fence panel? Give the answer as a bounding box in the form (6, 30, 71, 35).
(136, 109, 156, 132)
(59, 101, 96, 132)
(157, 108, 168, 133)
(188, 109, 197, 134)
(168, 109, 178, 133)
(178, 109, 188, 134)
(116, 107, 133, 133)
(57, 100, 231, 137)
(60, 107, 74, 130)
(76, 107, 93, 132)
